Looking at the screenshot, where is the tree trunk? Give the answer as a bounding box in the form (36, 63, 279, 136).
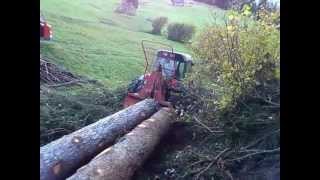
(40, 99, 158, 180)
(67, 107, 175, 180)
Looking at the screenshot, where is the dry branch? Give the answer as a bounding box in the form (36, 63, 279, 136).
(40, 99, 158, 180)
(182, 148, 231, 179)
(243, 129, 280, 150)
(40, 56, 84, 87)
(194, 148, 231, 180)
(226, 148, 280, 162)
(193, 116, 224, 134)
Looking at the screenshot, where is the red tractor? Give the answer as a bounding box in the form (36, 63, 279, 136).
(40, 13, 53, 40)
(123, 40, 193, 108)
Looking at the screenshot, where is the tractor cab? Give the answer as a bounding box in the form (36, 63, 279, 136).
(152, 50, 193, 81)
(123, 41, 193, 108)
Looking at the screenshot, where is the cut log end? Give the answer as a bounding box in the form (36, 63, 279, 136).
(53, 163, 62, 175)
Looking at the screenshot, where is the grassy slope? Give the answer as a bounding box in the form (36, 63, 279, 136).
(40, 0, 225, 88)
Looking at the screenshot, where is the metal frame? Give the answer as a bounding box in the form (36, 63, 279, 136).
(141, 40, 174, 75)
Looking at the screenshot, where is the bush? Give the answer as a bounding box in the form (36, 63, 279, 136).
(151, 17, 168, 35)
(169, 10, 280, 179)
(115, 0, 138, 16)
(167, 23, 195, 43)
(189, 9, 280, 112)
(134, 9, 280, 179)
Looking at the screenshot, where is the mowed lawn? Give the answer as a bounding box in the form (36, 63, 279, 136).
(40, 0, 226, 88)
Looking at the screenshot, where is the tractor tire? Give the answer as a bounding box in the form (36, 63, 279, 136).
(128, 76, 144, 93)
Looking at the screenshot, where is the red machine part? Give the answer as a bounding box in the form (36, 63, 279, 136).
(40, 12, 53, 40)
(41, 23, 52, 40)
(167, 78, 179, 90)
(123, 66, 172, 108)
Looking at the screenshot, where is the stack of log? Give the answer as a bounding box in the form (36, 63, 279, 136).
(40, 99, 176, 180)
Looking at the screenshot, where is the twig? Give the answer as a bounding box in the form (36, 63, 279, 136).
(180, 168, 203, 179)
(224, 170, 234, 180)
(239, 100, 252, 111)
(194, 148, 231, 180)
(264, 99, 280, 106)
(263, 105, 280, 109)
(243, 129, 280, 150)
(215, 148, 231, 160)
(44, 62, 49, 76)
(253, 90, 280, 107)
(193, 116, 224, 134)
(41, 128, 70, 137)
(238, 149, 267, 153)
(40, 56, 84, 86)
(199, 133, 218, 146)
(187, 159, 210, 168)
(195, 161, 215, 180)
(189, 149, 211, 161)
(226, 147, 280, 162)
(46, 80, 85, 87)
(182, 148, 230, 179)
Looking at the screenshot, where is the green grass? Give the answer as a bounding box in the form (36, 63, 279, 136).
(40, 0, 226, 88)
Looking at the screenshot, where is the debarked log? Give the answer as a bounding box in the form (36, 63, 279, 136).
(40, 99, 158, 180)
(67, 107, 175, 180)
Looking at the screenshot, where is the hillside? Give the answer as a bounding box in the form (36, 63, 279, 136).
(40, 0, 225, 87)
(40, 0, 226, 155)
(40, 0, 280, 179)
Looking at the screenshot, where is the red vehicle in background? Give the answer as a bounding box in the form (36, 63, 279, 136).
(40, 13, 53, 40)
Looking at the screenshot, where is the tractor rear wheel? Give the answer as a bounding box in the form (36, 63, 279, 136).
(128, 76, 144, 93)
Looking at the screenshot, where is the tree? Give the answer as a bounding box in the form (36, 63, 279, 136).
(115, 0, 139, 16)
